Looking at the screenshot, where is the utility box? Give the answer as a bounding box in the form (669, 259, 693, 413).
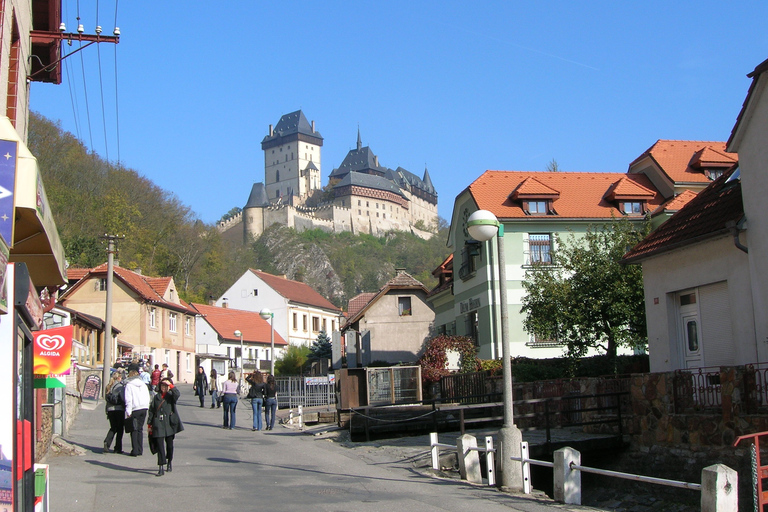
(336, 368, 367, 409)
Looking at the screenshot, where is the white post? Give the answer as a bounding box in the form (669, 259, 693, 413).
(298, 404, 303, 430)
(521, 441, 531, 494)
(485, 436, 496, 486)
(430, 432, 440, 470)
(701, 464, 738, 512)
(457, 434, 482, 484)
(553, 447, 581, 505)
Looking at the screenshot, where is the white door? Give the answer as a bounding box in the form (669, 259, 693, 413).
(678, 291, 702, 369)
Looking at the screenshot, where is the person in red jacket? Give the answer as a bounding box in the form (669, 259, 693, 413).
(150, 364, 162, 391)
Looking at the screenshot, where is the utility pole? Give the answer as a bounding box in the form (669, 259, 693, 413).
(101, 235, 123, 395)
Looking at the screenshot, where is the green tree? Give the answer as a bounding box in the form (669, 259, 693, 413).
(274, 345, 311, 375)
(309, 331, 332, 361)
(520, 219, 649, 359)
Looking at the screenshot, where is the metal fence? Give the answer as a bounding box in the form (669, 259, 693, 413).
(275, 375, 335, 409)
(367, 367, 421, 405)
(673, 367, 723, 413)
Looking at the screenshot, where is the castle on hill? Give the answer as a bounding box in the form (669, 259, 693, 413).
(217, 110, 439, 242)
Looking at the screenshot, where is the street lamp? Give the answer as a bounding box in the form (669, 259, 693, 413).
(234, 329, 244, 389)
(260, 308, 275, 375)
(466, 209, 523, 491)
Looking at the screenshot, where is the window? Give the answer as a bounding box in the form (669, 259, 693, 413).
(169, 313, 178, 333)
(621, 202, 643, 215)
(527, 201, 548, 214)
(149, 307, 157, 328)
(312, 316, 320, 332)
(398, 297, 412, 316)
(186, 353, 191, 371)
(303, 315, 308, 331)
(358, 200, 361, 206)
(465, 311, 479, 344)
(458, 241, 480, 280)
(185, 316, 191, 335)
(99, 278, 107, 291)
(293, 312, 298, 330)
(322, 318, 327, 332)
(331, 320, 336, 332)
(529, 234, 552, 264)
(276, 170, 280, 182)
(705, 169, 724, 181)
(253, 289, 258, 296)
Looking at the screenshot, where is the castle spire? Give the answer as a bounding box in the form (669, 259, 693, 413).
(357, 126, 362, 151)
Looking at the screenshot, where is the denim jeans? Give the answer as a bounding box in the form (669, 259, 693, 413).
(211, 390, 219, 407)
(251, 398, 263, 430)
(264, 397, 277, 429)
(222, 394, 237, 428)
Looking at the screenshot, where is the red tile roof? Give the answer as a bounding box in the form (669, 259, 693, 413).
(651, 190, 698, 216)
(62, 264, 196, 315)
(66, 268, 90, 281)
(191, 303, 287, 345)
(623, 167, 743, 263)
(343, 270, 428, 328)
(511, 177, 561, 199)
(629, 140, 736, 184)
(249, 269, 340, 312)
(468, 171, 664, 219)
(347, 293, 377, 319)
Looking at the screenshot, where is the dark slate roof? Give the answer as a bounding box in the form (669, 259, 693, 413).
(728, 57, 768, 149)
(244, 182, 270, 208)
(623, 166, 743, 263)
(330, 146, 387, 178)
(261, 110, 322, 145)
(333, 171, 406, 198)
(304, 161, 320, 172)
(422, 167, 435, 194)
(389, 167, 436, 197)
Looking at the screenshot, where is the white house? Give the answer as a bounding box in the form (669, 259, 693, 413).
(217, 269, 342, 347)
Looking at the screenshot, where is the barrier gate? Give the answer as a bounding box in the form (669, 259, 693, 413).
(734, 430, 768, 511)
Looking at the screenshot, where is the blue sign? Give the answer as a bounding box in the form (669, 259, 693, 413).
(0, 139, 16, 247)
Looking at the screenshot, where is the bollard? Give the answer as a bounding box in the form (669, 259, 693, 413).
(288, 409, 294, 425)
(457, 434, 482, 484)
(553, 447, 581, 505)
(701, 464, 738, 512)
(430, 432, 440, 470)
(298, 405, 303, 430)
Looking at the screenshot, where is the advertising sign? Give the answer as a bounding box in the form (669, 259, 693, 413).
(0, 139, 17, 247)
(33, 326, 73, 377)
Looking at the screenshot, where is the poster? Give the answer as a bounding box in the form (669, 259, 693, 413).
(33, 326, 72, 377)
(81, 375, 101, 402)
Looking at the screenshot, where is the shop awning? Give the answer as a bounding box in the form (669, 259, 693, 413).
(0, 116, 66, 286)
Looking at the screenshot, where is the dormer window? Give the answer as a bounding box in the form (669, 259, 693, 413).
(526, 200, 549, 214)
(511, 178, 560, 216)
(704, 169, 724, 181)
(621, 201, 645, 215)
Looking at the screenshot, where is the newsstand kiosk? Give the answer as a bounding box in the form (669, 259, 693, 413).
(0, 262, 44, 511)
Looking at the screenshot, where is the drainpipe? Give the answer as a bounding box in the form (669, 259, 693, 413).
(725, 219, 748, 254)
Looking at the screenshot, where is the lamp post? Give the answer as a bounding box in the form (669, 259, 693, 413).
(260, 308, 275, 375)
(466, 209, 523, 491)
(234, 329, 244, 389)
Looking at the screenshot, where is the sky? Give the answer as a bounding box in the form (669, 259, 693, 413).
(29, 1, 768, 226)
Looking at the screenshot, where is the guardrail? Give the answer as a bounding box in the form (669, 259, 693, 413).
(428, 433, 737, 511)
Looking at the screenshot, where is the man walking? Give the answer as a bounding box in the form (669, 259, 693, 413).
(124, 363, 151, 456)
(193, 366, 208, 408)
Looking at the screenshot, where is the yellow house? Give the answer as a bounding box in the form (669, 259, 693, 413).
(60, 264, 197, 383)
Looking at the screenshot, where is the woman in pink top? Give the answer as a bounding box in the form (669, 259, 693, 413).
(220, 371, 239, 429)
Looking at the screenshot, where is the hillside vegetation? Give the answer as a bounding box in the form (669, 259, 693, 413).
(28, 112, 451, 307)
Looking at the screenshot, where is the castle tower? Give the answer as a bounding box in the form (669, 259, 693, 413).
(261, 110, 323, 204)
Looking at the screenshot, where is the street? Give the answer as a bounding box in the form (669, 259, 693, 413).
(46, 384, 603, 512)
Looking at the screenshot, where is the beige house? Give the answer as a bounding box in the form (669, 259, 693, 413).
(342, 269, 435, 366)
(624, 56, 768, 372)
(60, 265, 198, 383)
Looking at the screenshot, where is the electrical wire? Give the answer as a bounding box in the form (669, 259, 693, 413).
(113, 0, 121, 164)
(96, 41, 109, 162)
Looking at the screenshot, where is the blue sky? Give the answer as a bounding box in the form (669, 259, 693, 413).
(30, 1, 768, 225)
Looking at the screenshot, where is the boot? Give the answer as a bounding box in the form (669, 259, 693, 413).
(166, 460, 172, 472)
(155, 465, 164, 477)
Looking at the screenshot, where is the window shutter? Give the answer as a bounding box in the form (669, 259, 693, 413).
(523, 233, 530, 265)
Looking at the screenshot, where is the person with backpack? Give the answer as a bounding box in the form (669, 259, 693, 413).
(103, 370, 126, 454)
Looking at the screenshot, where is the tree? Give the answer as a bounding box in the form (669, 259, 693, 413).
(546, 159, 561, 172)
(520, 219, 649, 359)
(418, 335, 479, 383)
(274, 345, 311, 375)
(309, 331, 332, 361)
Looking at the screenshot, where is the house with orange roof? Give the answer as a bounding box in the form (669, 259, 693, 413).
(341, 269, 435, 366)
(60, 264, 198, 383)
(216, 269, 342, 347)
(623, 57, 768, 372)
(191, 303, 287, 377)
(436, 169, 665, 360)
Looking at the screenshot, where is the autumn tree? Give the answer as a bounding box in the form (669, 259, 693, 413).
(521, 219, 649, 359)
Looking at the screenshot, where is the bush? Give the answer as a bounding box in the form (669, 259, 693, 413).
(418, 335, 479, 383)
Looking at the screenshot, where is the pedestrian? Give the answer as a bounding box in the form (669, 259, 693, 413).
(124, 363, 151, 456)
(193, 366, 208, 407)
(245, 371, 266, 431)
(147, 377, 183, 477)
(150, 364, 161, 391)
(103, 370, 125, 454)
(264, 374, 278, 431)
(220, 371, 239, 429)
(139, 365, 153, 396)
(160, 363, 169, 379)
(209, 368, 221, 409)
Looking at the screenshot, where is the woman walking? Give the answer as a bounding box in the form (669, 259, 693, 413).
(245, 371, 266, 431)
(147, 377, 183, 477)
(103, 371, 125, 453)
(209, 368, 220, 409)
(221, 371, 239, 429)
(193, 366, 208, 407)
(264, 374, 278, 431)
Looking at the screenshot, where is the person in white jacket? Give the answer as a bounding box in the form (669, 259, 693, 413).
(124, 364, 151, 456)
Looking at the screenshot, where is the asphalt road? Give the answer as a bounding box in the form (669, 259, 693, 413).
(45, 383, 604, 512)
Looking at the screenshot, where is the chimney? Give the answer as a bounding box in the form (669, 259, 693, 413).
(269, 124, 274, 137)
(222, 298, 228, 309)
(395, 268, 406, 275)
(311, 120, 315, 133)
(374, 155, 379, 168)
